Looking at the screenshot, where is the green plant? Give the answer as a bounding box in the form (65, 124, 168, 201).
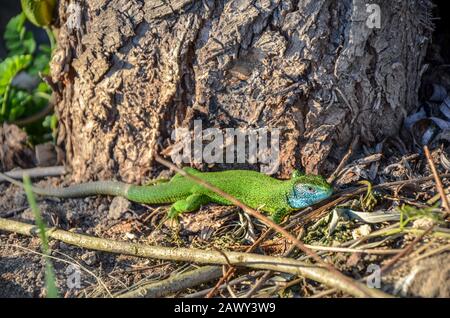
(4, 12, 36, 56)
(397, 204, 442, 230)
(358, 180, 378, 212)
(0, 12, 54, 143)
(23, 174, 59, 298)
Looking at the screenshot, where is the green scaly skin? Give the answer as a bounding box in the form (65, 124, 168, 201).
(0, 168, 333, 223)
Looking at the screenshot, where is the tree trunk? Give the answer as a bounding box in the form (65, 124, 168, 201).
(51, 0, 433, 182)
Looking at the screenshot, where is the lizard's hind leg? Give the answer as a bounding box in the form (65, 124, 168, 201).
(144, 177, 170, 186)
(168, 194, 211, 219)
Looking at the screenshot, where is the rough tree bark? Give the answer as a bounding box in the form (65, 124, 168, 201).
(50, 0, 433, 182)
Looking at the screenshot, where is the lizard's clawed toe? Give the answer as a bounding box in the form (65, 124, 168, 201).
(168, 207, 182, 220)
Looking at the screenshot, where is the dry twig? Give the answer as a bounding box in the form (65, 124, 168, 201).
(424, 146, 450, 217)
(205, 227, 273, 298)
(327, 135, 360, 184)
(0, 166, 66, 182)
(118, 266, 222, 298)
(0, 217, 390, 298)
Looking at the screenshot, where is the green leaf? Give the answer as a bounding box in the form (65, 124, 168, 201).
(36, 81, 51, 93)
(0, 55, 32, 96)
(28, 45, 51, 75)
(43, 113, 58, 131)
(1, 11, 55, 141)
(21, 31, 37, 55)
(4, 13, 36, 56)
(0, 55, 32, 118)
(8, 89, 33, 121)
(23, 175, 59, 298)
(4, 13, 26, 42)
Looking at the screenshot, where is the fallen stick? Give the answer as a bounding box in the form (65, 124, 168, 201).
(205, 227, 274, 298)
(0, 217, 391, 298)
(243, 229, 305, 298)
(327, 134, 360, 184)
(424, 146, 450, 217)
(185, 274, 259, 298)
(118, 266, 223, 298)
(0, 166, 66, 182)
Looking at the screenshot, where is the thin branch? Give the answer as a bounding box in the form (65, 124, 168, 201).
(243, 229, 304, 298)
(327, 135, 360, 184)
(302, 244, 401, 255)
(408, 243, 450, 262)
(424, 146, 450, 217)
(0, 206, 28, 218)
(0, 217, 390, 298)
(309, 288, 338, 298)
(185, 274, 260, 298)
(243, 270, 273, 298)
(205, 227, 273, 298)
(0, 166, 66, 182)
(118, 266, 222, 298)
(380, 225, 435, 275)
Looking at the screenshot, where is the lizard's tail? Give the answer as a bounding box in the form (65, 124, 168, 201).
(0, 172, 130, 199)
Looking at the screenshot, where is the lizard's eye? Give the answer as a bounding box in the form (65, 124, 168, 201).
(307, 186, 314, 192)
(295, 184, 316, 194)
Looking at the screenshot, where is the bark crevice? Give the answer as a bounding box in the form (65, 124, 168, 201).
(51, 0, 433, 181)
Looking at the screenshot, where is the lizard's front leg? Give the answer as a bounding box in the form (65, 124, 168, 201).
(168, 194, 211, 219)
(271, 209, 290, 224)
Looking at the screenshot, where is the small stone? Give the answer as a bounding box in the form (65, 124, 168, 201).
(35, 142, 57, 167)
(65, 210, 80, 224)
(412, 217, 434, 230)
(108, 196, 131, 220)
(98, 203, 108, 213)
(26, 271, 36, 279)
(352, 224, 372, 240)
(81, 251, 97, 266)
(124, 232, 136, 240)
(59, 242, 68, 250)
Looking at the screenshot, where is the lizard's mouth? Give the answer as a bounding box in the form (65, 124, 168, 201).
(313, 188, 333, 203)
(288, 186, 333, 209)
(321, 186, 333, 199)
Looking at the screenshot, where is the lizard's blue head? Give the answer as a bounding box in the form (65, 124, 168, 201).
(287, 172, 333, 209)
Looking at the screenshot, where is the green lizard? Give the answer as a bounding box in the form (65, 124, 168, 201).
(21, 0, 57, 49)
(0, 168, 333, 223)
